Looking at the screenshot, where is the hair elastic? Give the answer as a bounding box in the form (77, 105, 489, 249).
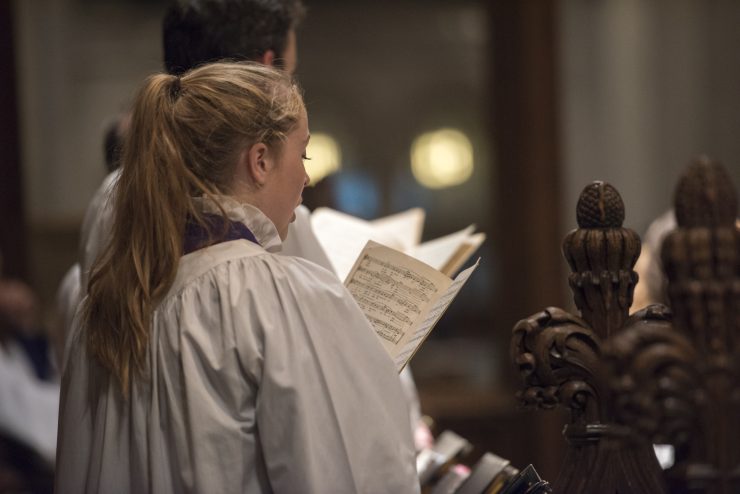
(169, 76, 182, 100)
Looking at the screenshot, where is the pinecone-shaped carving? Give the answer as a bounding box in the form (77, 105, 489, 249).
(562, 182, 641, 338)
(673, 156, 737, 228)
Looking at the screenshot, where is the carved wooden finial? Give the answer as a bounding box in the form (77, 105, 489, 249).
(575, 181, 625, 229)
(511, 181, 668, 494)
(562, 181, 641, 337)
(662, 157, 739, 344)
(674, 156, 738, 228)
(659, 156, 740, 493)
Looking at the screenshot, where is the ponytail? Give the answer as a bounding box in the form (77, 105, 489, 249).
(84, 75, 219, 394)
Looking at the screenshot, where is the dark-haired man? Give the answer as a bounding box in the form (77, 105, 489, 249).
(162, 0, 303, 75)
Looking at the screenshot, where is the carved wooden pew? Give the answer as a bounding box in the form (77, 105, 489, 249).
(510, 181, 669, 493)
(510, 159, 739, 493)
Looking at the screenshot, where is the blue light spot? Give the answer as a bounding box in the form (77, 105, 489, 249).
(332, 170, 380, 219)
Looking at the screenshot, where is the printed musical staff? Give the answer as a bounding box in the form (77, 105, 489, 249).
(347, 254, 439, 345)
(343, 240, 480, 372)
(394, 262, 478, 369)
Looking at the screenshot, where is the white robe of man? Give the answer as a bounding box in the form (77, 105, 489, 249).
(56, 200, 420, 493)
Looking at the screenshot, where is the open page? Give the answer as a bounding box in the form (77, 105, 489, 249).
(345, 240, 479, 372)
(369, 208, 425, 252)
(311, 207, 426, 280)
(410, 226, 486, 277)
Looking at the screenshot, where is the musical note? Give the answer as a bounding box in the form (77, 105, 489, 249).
(395, 263, 478, 369)
(346, 253, 439, 348)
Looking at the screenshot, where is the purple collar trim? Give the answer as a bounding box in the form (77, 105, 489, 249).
(183, 213, 260, 255)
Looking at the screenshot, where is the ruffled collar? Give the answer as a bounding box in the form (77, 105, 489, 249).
(193, 196, 283, 253)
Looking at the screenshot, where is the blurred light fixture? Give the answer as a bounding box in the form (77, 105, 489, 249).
(305, 132, 341, 185)
(411, 128, 474, 189)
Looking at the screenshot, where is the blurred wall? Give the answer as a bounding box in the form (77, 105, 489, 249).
(15, 0, 164, 223)
(561, 0, 740, 234)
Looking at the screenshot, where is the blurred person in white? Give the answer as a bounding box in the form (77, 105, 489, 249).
(57, 0, 429, 452)
(55, 114, 129, 365)
(55, 62, 419, 493)
(0, 253, 59, 479)
(634, 212, 740, 309)
(632, 209, 676, 310)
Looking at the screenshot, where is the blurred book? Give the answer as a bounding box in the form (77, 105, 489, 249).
(498, 464, 551, 494)
(417, 429, 552, 494)
(455, 452, 516, 494)
(417, 430, 474, 486)
(429, 464, 471, 494)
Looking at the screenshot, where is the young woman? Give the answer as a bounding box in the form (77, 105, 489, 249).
(55, 63, 419, 493)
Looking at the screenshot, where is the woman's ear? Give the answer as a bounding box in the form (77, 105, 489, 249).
(243, 142, 272, 187)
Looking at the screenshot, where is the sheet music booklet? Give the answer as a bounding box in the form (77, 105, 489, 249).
(344, 240, 479, 372)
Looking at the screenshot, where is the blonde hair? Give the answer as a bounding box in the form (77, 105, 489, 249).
(84, 62, 304, 394)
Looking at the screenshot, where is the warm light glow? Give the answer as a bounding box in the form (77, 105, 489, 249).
(410, 128, 473, 189)
(305, 133, 341, 185)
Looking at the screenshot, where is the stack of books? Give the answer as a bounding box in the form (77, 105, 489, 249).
(416, 430, 551, 494)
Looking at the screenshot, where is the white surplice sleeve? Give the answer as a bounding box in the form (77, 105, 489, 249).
(230, 253, 419, 493)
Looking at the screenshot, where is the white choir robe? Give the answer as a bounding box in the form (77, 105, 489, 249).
(56, 201, 420, 494)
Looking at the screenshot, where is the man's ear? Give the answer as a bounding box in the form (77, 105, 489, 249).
(244, 142, 272, 187)
(259, 50, 276, 67)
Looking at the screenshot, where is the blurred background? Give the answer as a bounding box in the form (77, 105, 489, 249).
(2, 0, 740, 485)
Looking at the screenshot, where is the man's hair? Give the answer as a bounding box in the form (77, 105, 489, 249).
(102, 114, 129, 173)
(163, 0, 306, 76)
